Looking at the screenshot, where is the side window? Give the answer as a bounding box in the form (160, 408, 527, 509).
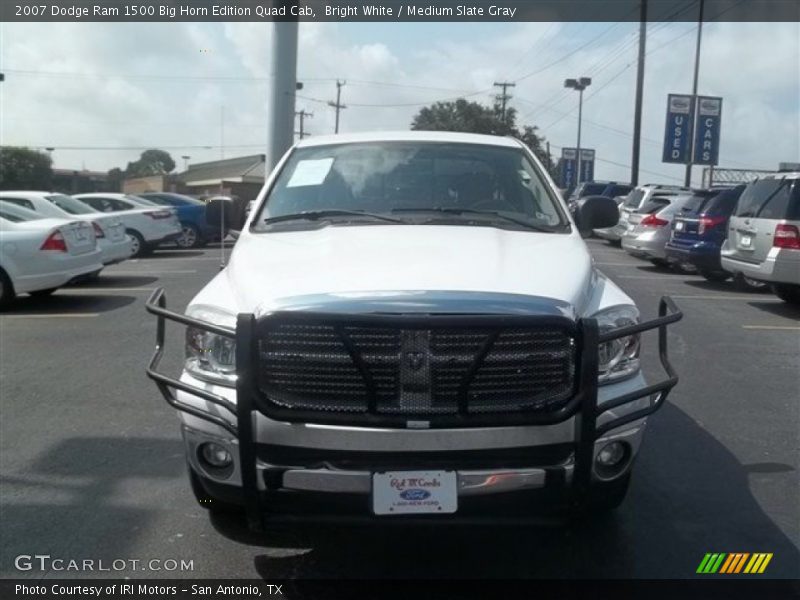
(109, 199, 131, 211)
(1, 197, 35, 210)
(80, 197, 102, 211)
(758, 182, 792, 219)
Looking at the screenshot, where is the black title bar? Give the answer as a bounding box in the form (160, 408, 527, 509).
(2, 0, 799, 22)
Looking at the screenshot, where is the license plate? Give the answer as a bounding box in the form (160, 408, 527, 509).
(372, 470, 457, 515)
(740, 235, 752, 248)
(674, 221, 684, 231)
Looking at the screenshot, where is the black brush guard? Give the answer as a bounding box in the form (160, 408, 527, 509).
(145, 289, 681, 529)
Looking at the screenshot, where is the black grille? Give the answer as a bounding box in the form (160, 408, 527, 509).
(257, 321, 576, 418)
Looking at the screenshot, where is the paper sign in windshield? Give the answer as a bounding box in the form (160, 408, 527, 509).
(286, 158, 334, 187)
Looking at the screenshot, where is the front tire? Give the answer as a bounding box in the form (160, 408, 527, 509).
(176, 223, 201, 249)
(0, 269, 16, 310)
(772, 283, 800, 305)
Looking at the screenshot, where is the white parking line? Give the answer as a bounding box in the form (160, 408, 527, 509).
(0, 313, 99, 319)
(742, 325, 800, 331)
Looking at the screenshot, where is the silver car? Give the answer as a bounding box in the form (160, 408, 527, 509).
(622, 194, 693, 265)
(595, 184, 692, 243)
(720, 173, 800, 304)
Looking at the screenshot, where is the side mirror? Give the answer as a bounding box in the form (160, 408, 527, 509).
(575, 195, 619, 232)
(206, 196, 235, 228)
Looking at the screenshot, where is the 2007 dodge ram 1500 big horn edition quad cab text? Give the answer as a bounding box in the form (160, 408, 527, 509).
(145, 131, 682, 529)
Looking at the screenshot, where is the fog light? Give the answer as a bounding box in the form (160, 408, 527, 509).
(199, 442, 232, 468)
(597, 441, 626, 467)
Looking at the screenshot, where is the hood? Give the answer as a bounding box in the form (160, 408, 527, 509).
(208, 225, 594, 317)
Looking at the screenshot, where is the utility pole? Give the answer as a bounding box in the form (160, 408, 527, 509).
(295, 109, 313, 139)
(220, 106, 225, 159)
(493, 81, 516, 124)
(328, 80, 347, 134)
(685, 0, 705, 187)
(631, 0, 647, 186)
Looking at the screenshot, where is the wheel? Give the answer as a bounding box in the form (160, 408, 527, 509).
(734, 273, 768, 292)
(188, 467, 242, 514)
(772, 283, 800, 305)
(126, 230, 147, 258)
(29, 287, 58, 297)
(0, 268, 15, 310)
(700, 270, 731, 282)
(176, 223, 201, 249)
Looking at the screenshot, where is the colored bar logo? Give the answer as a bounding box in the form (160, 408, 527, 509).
(697, 553, 773, 574)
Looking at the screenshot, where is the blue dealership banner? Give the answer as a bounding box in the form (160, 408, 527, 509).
(560, 147, 577, 189)
(579, 149, 595, 184)
(693, 96, 722, 165)
(662, 94, 695, 164)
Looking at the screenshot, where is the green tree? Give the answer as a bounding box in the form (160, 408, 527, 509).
(0, 147, 53, 190)
(125, 149, 176, 177)
(106, 167, 125, 192)
(410, 99, 555, 174)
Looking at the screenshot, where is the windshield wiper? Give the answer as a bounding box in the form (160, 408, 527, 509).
(391, 207, 560, 232)
(262, 209, 404, 225)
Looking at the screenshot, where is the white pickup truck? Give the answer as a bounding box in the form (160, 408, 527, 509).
(146, 131, 681, 528)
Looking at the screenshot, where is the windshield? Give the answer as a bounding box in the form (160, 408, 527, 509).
(125, 195, 157, 206)
(622, 188, 645, 209)
(46, 194, 96, 215)
(579, 183, 607, 197)
(255, 141, 566, 231)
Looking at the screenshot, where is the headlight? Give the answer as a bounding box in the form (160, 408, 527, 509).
(593, 305, 640, 384)
(185, 305, 237, 386)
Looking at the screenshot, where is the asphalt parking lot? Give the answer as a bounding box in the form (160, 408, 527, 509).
(1, 238, 798, 580)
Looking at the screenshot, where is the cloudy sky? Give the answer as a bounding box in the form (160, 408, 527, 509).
(0, 19, 798, 185)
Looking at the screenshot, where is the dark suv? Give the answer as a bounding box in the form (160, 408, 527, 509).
(665, 186, 745, 282)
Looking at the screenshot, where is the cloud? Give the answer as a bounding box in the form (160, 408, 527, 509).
(0, 20, 797, 185)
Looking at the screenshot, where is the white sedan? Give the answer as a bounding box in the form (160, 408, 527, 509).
(0, 203, 104, 308)
(0, 191, 132, 267)
(73, 193, 182, 257)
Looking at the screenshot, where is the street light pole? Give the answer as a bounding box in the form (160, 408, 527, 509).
(685, 0, 705, 187)
(564, 77, 592, 187)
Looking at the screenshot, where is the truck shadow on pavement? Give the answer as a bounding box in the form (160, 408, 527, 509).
(746, 301, 800, 319)
(210, 403, 799, 579)
(4, 293, 137, 314)
(0, 437, 186, 577)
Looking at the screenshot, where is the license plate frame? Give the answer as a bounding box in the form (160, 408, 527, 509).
(372, 470, 458, 515)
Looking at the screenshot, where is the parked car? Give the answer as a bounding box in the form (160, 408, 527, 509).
(622, 194, 693, 266)
(720, 173, 800, 304)
(0, 203, 103, 308)
(665, 186, 748, 283)
(138, 192, 226, 248)
(145, 131, 682, 527)
(594, 184, 692, 243)
(0, 192, 131, 269)
(567, 181, 633, 217)
(74, 193, 182, 257)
